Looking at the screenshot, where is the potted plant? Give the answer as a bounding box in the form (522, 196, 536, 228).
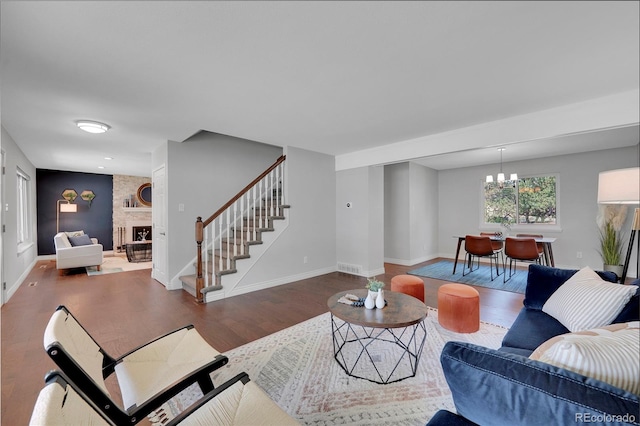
(597, 205, 626, 277)
(366, 277, 385, 292)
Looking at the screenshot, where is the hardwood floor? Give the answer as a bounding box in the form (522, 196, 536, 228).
(1, 257, 523, 425)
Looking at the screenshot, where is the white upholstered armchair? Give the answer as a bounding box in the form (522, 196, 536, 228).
(54, 232, 103, 273)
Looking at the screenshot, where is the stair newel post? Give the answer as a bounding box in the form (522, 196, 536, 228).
(195, 217, 204, 303)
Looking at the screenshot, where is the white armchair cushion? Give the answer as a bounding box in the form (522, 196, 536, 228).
(181, 380, 299, 425)
(43, 310, 110, 395)
(115, 328, 221, 409)
(29, 380, 111, 426)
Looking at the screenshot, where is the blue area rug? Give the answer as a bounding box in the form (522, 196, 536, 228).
(408, 260, 527, 293)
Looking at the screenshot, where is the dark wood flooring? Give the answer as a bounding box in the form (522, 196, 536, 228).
(1, 257, 523, 425)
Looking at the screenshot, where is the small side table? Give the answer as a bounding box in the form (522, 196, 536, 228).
(125, 241, 152, 263)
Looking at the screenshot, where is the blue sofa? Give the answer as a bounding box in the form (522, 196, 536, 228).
(428, 264, 640, 426)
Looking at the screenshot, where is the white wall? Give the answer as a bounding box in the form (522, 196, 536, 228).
(437, 145, 639, 276)
(409, 162, 439, 263)
(384, 163, 410, 262)
(336, 165, 385, 277)
(1, 126, 38, 302)
(164, 132, 283, 285)
(236, 146, 337, 287)
(384, 162, 439, 265)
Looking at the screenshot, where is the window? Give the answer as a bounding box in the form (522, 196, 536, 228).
(483, 175, 557, 227)
(17, 168, 31, 245)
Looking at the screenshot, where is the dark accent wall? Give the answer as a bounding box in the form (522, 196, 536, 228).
(37, 169, 113, 254)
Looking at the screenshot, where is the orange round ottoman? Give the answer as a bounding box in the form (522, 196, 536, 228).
(390, 275, 425, 302)
(437, 283, 480, 333)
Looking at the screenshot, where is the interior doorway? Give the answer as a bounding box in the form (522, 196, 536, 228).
(152, 165, 167, 286)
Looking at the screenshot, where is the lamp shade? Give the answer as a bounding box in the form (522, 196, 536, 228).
(60, 203, 77, 212)
(597, 167, 640, 204)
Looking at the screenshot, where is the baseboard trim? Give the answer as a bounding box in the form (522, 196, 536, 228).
(205, 265, 337, 302)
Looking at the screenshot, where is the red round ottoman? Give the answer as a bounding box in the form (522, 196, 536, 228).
(390, 275, 425, 302)
(437, 283, 480, 333)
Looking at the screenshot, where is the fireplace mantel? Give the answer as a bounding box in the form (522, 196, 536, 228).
(123, 207, 151, 212)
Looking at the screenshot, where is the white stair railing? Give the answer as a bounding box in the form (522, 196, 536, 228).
(194, 155, 286, 302)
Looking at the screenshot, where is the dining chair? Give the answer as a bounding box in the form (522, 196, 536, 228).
(503, 237, 543, 282)
(516, 233, 545, 262)
(463, 235, 501, 280)
(30, 370, 299, 425)
(43, 305, 228, 425)
(480, 232, 504, 264)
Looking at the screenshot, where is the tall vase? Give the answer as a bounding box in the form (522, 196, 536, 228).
(375, 289, 385, 309)
(364, 290, 377, 309)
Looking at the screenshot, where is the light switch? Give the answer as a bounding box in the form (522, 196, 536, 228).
(178, 203, 185, 212)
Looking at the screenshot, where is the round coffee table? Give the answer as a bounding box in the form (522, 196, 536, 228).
(327, 289, 428, 384)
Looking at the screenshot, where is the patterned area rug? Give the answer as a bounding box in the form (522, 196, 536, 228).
(86, 266, 124, 276)
(85, 255, 151, 276)
(149, 307, 507, 425)
(408, 260, 528, 293)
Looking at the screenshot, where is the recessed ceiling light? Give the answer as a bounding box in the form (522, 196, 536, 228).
(76, 120, 110, 134)
(98, 166, 105, 169)
(104, 157, 113, 160)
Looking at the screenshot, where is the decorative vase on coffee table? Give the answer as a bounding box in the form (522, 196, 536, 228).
(364, 290, 377, 309)
(375, 289, 385, 309)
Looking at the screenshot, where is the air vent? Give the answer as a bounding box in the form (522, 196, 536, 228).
(337, 263, 363, 275)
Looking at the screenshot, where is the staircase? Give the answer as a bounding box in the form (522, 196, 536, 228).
(179, 156, 289, 302)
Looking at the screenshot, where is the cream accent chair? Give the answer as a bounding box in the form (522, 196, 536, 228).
(30, 371, 299, 425)
(54, 232, 103, 274)
(43, 305, 228, 425)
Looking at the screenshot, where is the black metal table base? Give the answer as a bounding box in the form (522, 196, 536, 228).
(330, 313, 427, 384)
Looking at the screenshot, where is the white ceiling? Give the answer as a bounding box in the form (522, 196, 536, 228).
(1, 1, 639, 177)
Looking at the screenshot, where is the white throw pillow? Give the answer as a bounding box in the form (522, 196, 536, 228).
(542, 266, 637, 332)
(530, 322, 639, 395)
(64, 230, 84, 238)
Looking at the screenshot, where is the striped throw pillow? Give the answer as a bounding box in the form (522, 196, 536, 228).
(530, 322, 639, 395)
(542, 266, 637, 332)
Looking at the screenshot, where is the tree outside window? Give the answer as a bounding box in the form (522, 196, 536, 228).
(484, 175, 557, 226)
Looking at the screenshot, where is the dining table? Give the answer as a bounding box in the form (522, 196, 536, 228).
(452, 235, 557, 274)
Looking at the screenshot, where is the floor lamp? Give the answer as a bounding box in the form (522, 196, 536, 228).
(56, 199, 77, 233)
(597, 167, 640, 283)
(621, 208, 640, 283)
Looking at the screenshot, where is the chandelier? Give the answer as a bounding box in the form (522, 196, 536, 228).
(486, 147, 517, 184)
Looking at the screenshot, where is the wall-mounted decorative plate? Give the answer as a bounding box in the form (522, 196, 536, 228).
(137, 183, 152, 207)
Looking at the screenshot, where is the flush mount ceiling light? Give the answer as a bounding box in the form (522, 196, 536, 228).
(76, 120, 110, 134)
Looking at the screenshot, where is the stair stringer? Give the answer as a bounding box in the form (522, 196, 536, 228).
(204, 214, 289, 302)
